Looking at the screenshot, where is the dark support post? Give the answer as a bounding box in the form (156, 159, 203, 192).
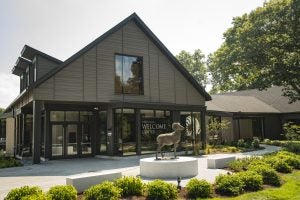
(172, 111, 180, 122)
(201, 110, 206, 149)
(107, 108, 114, 156)
(94, 111, 100, 155)
(238, 119, 241, 139)
(32, 100, 41, 164)
(44, 110, 50, 159)
(136, 109, 141, 155)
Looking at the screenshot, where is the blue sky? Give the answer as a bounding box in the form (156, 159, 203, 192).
(0, 0, 266, 108)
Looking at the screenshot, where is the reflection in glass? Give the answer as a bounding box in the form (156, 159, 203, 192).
(180, 112, 202, 154)
(115, 55, 143, 94)
(99, 111, 107, 154)
(66, 124, 77, 155)
(114, 109, 137, 156)
(50, 111, 64, 122)
(141, 110, 172, 154)
(52, 125, 64, 156)
(66, 111, 79, 122)
(81, 124, 91, 154)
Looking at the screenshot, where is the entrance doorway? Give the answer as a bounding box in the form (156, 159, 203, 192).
(51, 122, 92, 158)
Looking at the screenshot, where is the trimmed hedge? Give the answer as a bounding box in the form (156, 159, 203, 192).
(215, 174, 244, 196)
(84, 181, 122, 200)
(186, 178, 212, 198)
(47, 185, 77, 200)
(4, 186, 44, 200)
(237, 171, 263, 191)
(146, 179, 178, 200)
(249, 164, 281, 186)
(115, 176, 144, 196)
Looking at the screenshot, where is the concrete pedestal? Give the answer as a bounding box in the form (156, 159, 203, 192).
(140, 157, 198, 178)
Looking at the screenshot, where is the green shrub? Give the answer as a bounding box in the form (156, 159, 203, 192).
(263, 138, 271, 144)
(186, 178, 212, 198)
(276, 151, 300, 169)
(237, 139, 245, 147)
(226, 146, 238, 153)
(237, 171, 263, 191)
(47, 185, 77, 200)
(273, 160, 293, 173)
(284, 142, 300, 154)
(146, 180, 178, 200)
(228, 160, 248, 172)
(84, 181, 121, 200)
(4, 186, 44, 200)
(115, 176, 144, 196)
(249, 165, 281, 186)
(0, 157, 23, 168)
(228, 157, 262, 172)
(283, 122, 300, 141)
(252, 137, 260, 148)
(215, 174, 244, 196)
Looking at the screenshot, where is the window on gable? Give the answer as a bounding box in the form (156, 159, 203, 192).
(115, 54, 143, 95)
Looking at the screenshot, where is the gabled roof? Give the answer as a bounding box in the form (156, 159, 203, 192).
(207, 95, 280, 113)
(30, 13, 211, 101)
(21, 45, 62, 64)
(218, 86, 300, 113)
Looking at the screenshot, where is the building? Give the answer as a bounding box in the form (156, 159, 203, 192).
(0, 13, 211, 163)
(206, 86, 300, 142)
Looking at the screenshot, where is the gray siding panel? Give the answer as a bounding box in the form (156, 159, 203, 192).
(37, 55, 59, 79)
(33, 20, 206, 106)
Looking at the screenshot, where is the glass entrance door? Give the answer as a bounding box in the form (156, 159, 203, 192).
(66, 124, 78, 156)
(52, 124, 64, 157)
(81, 123, 92, 155)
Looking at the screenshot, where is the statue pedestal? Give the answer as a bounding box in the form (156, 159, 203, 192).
(140, 157, 198, 178)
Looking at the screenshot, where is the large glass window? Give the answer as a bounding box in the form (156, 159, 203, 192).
(114, 109, 137, 156)
(141, 109, 172, 154)
(115, 54, 143, 94)
(180, 112, 202, 154)
(0, 119, 6, 151)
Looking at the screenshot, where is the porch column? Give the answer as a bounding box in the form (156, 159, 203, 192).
(32, 100, 41, 164)
(201, 110, 206, 149)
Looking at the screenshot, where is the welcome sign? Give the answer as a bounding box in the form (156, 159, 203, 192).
(141, 119, 170, 131)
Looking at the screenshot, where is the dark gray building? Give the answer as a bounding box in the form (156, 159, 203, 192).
(0, 13, 211, 163)
(206, 86, 300, 142)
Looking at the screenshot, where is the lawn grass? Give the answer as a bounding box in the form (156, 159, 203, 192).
(200, 170, 300, 200)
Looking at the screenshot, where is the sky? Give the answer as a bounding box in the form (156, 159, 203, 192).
(0, 0, 266, 108)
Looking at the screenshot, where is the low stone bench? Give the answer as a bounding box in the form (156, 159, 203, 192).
(66, 171, 122, 193)
(207, 156, 235, 169)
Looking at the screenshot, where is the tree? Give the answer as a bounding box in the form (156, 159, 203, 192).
(0, 108, 4, 114)
(176, 49, 208, 88)
(207, 119, 230, 146)
(208, 0, 300, 102)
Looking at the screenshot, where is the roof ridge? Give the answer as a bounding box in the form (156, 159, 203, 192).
(30, 12, 211, 100)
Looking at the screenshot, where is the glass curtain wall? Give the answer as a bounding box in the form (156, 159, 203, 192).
(140, 110, 172, 154)
(114, 109, 137, 156)
(180, 112, 202, 154)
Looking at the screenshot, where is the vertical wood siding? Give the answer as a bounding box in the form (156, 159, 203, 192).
(36, 55, 60, 79)
(33, 20, 205, 106)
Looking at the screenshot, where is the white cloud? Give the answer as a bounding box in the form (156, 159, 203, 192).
(0, 73, 19, 108)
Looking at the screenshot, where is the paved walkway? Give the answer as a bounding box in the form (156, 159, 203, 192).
(0, 144, 280, 199)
